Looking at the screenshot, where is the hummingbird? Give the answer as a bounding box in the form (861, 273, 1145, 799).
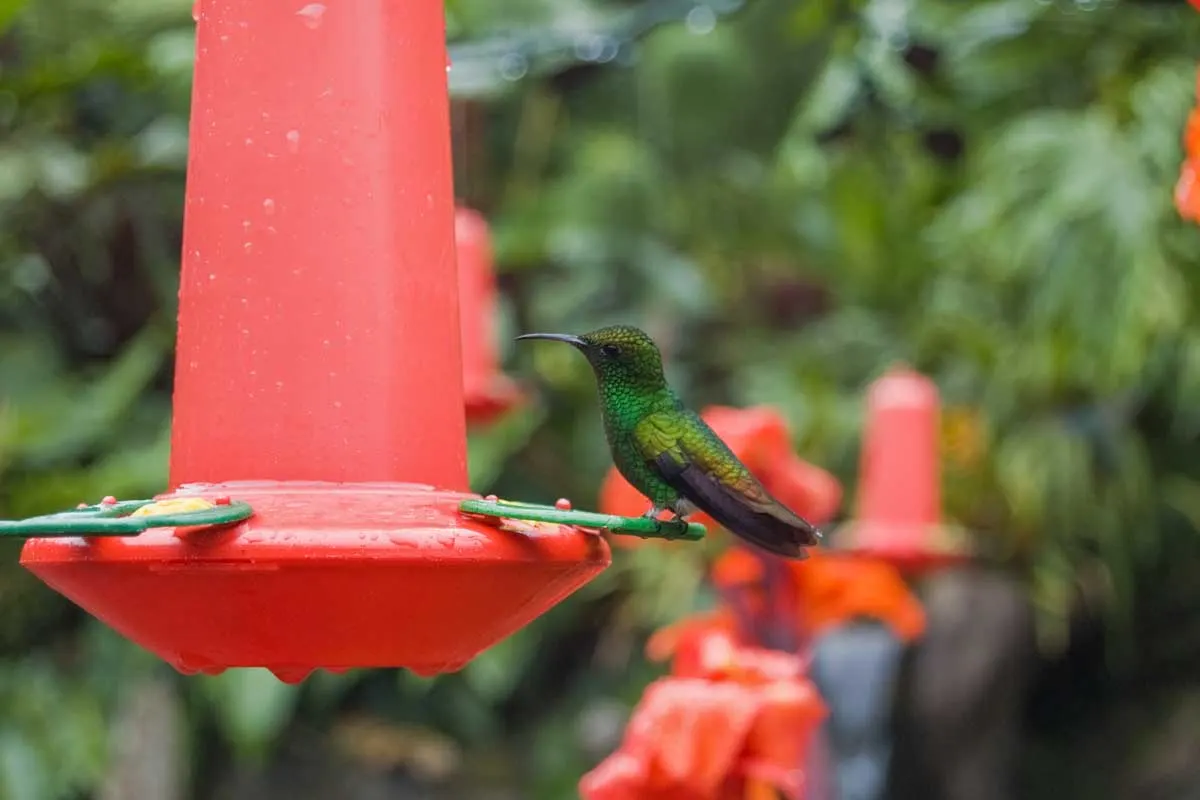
(517, 325, 821, 559)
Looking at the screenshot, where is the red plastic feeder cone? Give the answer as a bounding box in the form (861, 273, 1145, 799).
(20, 0, 608, 683)
(456, 206, 522, 425)
(835, 366, 969, 573)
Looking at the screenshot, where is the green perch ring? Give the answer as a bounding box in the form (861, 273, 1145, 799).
(0, 496, 254, 539)
(458, 497, 706, 542)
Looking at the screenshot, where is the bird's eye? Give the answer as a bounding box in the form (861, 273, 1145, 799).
(600, 344, 621, 358)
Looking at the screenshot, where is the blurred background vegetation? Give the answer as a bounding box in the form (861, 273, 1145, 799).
(3, 0, 1200, 797)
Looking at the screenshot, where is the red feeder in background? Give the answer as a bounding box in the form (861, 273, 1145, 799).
(834, 366, 969, 574)
(20, 0, 608, 683)
(456, 206, 523, 425)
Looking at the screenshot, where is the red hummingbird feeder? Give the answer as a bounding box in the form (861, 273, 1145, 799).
(17, 0, 609, 683)
(834, 366, 970, 574)
(456, 206, 523, 425)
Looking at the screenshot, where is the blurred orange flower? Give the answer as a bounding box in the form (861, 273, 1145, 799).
(710, 548, 926, 644)
(1176, 71, 1200, 223)
(580, 617, 827, 800)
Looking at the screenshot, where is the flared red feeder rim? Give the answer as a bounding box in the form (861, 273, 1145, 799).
(20, 480, 610, 683)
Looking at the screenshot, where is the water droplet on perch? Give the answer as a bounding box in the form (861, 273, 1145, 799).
(101, 496, 117, 505)
(555, 498, 572, 511)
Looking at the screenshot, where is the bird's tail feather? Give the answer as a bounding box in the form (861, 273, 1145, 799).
(705, 501, 818, 560)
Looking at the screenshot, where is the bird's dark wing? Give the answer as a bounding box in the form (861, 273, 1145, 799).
(633, 412, 820, 559)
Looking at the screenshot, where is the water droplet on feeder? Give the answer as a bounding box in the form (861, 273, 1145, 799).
(76, 503, 88, 509)
(176, 653, 211, 674)
(485, 494, 499, 502)
(263, 198, 276, 215)
(285, 129, 301, 153)
(243, 242, 253, 253)
(555, 498, 572, 511)
(101, 496, 117, 505)
(191, 0, 200, 22)
(295, 3, 325, 29)
(685, 5, 717, 34)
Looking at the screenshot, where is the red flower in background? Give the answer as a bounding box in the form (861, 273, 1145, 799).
(710, 548, 927, 645)
(580, 615, 827, 800)
(1176, 67, 1200, 223)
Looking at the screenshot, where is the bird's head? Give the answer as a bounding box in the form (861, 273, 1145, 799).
(516, 325, 668, 390)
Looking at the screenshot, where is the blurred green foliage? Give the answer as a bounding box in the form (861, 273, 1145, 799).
(2, 0, 1200, 797)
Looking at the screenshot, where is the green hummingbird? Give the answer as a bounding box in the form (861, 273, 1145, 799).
(517, 325, 821, 559)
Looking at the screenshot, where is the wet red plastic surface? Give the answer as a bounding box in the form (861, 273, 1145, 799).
(169, 0, 468, 488)
(838, 367, 969, 572)
(21, 481, 609, 682)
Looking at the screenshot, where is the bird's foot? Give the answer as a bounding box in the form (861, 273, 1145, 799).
(650, 505, 692, 541)
(640, 505, 687, 539)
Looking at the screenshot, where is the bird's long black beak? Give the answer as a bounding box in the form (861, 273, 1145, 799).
(515, 333, 586, 348)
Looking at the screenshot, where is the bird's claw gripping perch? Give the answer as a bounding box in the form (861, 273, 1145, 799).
(458, 498, 706, 542)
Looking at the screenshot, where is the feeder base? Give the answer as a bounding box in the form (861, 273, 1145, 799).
(20, 481, 609, 683)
